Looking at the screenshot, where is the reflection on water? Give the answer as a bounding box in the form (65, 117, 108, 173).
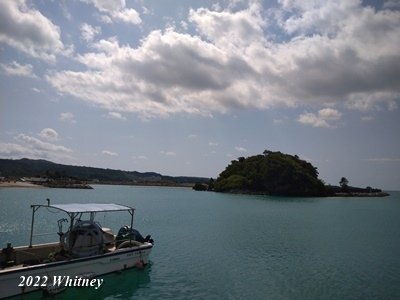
(11, 265, 152, 300)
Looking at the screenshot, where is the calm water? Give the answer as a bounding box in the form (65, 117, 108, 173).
(1, 185, 400, 300)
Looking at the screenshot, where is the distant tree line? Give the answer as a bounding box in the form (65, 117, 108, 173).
(0, 158, 209, 184)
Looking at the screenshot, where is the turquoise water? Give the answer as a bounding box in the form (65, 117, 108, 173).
(1, 185, 400, 299)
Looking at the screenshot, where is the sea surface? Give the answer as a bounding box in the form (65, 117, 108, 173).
(0, 185, 399, 300)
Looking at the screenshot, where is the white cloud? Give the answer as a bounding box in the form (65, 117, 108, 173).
(298, 108, 342, 128)
(38, 128, 59, 142)
(0, 0, 69, 62)
(0, 61, 37, 78)
(208, 142, 218, 146)
(106, 111, 126, 120)
(15, 134, 71, 154)
(80, 23, 101, 42)
(82, 0, 141, 25)
(102, 150, 118, 156)
(60, 1, 72, 20)
(277, 1, 357, 36)
(59, 112, 77, 123)
(46, 1, 400, 118)
(235, 146, 247, 152)
(82, 0, 124, 12)
(189, 2, 265, 48)
(188, 134, 197, 139)
(97, 14, 111, 23)
(0, 142, 36, 157)
(0, 132, 73, 162)
(47, 30, 250, 117)
(318, 108, 342, 120)
(111, 8, 141, 24)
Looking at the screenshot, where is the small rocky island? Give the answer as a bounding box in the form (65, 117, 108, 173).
(195, 150, 388, 197)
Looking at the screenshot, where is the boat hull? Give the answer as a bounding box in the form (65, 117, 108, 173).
(0, 243, 152, 299)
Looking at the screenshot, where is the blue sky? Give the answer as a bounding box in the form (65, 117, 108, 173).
(0, 0, 399, 190)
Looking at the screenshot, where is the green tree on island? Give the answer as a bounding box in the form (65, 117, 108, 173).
(339, 177, 349, 192)
(214, 150, 327, 196)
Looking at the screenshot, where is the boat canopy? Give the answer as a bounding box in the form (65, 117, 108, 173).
(49, 203, 134, 214)
(29, 201, 135, 247)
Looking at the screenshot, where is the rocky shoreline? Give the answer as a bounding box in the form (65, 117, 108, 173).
(0, 181, 92, 189)
(204, 188, 390, 197)
(44, 183, 93, 189)
(333, 192, 389, 197)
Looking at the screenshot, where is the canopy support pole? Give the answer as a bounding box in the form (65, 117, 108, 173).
(29, 206, 40, 248)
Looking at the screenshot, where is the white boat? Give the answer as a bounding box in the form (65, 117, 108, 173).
(0, 201, 154, 299)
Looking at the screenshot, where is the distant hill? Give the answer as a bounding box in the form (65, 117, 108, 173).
(214, 150, 327, 196)
(0, 158, 208, 185)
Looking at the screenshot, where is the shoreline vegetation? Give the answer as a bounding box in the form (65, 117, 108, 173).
(0, 158, 208, 190)
(0, 179, 195, 189)
(0, 181, 389, 197)
(194, 150, 389, 197)
(0, 156, 389, 197)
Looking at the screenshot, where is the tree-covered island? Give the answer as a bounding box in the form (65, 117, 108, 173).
(203, 150, 388, 197)
(213, 150, 327, 196)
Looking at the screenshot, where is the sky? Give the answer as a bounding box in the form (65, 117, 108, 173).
(0, 0, 399, 190)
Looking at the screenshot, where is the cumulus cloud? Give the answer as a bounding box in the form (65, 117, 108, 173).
(102, 150, 118, 156)
(0, 143, 36, 158)
(189, 2, 265, 48)
(0, 132, 73, 162)
(82, 0, 141, 25)
(46, 1, 400, 117)
(276, 1, 356, 35)
(80, 23, 101, 42)
(15, 134, 70, 153)
(47, 30, 254, 117)
(38, 128, 59, 141)
(0, 61, 37, 78)
(111, 8, 141, 24)
(298, 108, 342, 128)
(0, 0, 68, 61)
(106, 111, 126, 120)
(59, 112, 77, 123)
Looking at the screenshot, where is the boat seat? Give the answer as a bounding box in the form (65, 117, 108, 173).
(102, 227, 115, 245)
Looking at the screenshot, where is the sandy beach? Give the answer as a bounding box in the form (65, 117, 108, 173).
(0, 181, 44, 188)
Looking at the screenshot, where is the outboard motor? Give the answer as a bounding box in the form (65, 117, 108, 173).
(116, 226, 153, 246)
